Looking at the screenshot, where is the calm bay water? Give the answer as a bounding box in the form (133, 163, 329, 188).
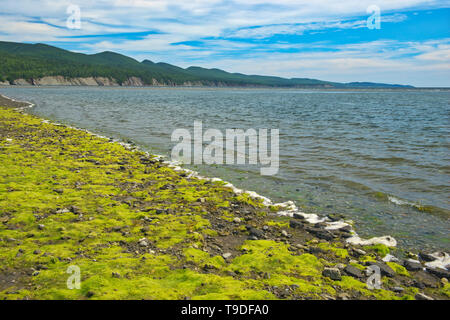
(1, 86, 449, 251)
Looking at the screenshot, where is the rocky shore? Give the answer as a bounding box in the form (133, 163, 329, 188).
(0, 96, 448, 300)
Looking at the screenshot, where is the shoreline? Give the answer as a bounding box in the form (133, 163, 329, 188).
(0, 94, 448, 300)
(2, 85, 450, 92)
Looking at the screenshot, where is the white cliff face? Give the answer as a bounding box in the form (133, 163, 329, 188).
(10, 76, 140, 86)
(122, 76, 145, 86)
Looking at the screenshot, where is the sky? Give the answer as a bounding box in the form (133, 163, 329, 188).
(0, 0, 449, 86)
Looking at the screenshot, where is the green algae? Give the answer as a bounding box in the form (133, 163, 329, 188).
(0, 106, 447, 301)
(362, 244, 390, 258)
(317, 242, 349, 259)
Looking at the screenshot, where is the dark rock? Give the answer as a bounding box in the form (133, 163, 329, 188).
(344, 265, 363, 278)
(86, 291, 95, 298)
(403, 260, 423, 271)
(371, 262, 395, 277)
(413, 271, 440, 288)
(418, 252, 436, 262)
(306, 228, 335, 241)
(426, 267, 450, 280)
(247, 227, 264, 239)
(322, 267, 342, 281)
(415, 293, 434, 300)
(352, 248, 367, 257)
(289, 220, 304, 229)
(293, 213, 305, 220)
(326, 213, 345, 222)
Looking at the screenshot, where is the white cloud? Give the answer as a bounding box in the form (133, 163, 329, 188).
(0, 0, 448, 86)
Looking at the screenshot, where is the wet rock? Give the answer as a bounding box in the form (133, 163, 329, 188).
(289, 220, 304, 229)
(418, 252, 436, 262)
(322, 267, 342, 281)
(415, 293, 434, 300)
(293, 213, 305, 220)
(413, 271, 440, 288)
(426, 267, 450, 280)
(403, 260, 423, 271)
(327, 213, 345, 222)
(344, 265, 363, 278)
(306, 228, 334, 241)
(247, 226, 264, 239)
(69, 205, 82, 214)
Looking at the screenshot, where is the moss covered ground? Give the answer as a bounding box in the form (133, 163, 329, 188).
(0, 106, 447, 300)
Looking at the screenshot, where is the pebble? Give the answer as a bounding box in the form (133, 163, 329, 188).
(38, 224, 45, 230)
(222, 253, 232, 259)
(281, 230, 288, 237)
(138, 238, 149, 247)
(233, 217, 241, 223)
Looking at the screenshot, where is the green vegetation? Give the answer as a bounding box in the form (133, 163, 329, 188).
(0, 41, 412, 88)
(0, 106, 443, 300)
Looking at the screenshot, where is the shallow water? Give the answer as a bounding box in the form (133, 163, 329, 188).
(1, 86, 449, 251)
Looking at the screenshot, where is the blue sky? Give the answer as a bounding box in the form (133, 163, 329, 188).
(0, 0, 449, 86)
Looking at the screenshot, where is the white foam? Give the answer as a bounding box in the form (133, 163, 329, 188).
(346, 235, 398, 247)
(424, 252, 450, 270)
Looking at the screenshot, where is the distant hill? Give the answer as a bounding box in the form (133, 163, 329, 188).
(0, 41, 414, 88)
